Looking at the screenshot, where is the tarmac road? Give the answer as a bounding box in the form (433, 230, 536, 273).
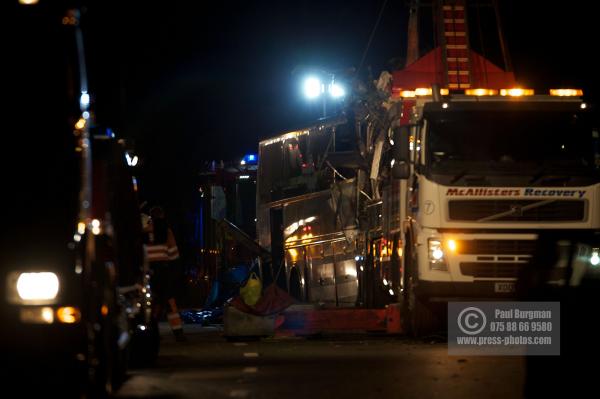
(116, 323, 525, 399)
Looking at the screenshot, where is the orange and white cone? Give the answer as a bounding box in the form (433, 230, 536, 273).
(167, 298, 186, 341)
(167, 311, 183, 331)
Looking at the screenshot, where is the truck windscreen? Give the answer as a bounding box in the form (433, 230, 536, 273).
(426, 108, 599, 177)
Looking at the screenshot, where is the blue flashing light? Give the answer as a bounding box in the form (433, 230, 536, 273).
(242, 154, 258, 164)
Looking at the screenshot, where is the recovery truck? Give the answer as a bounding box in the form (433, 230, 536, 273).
(255, 0, 599, 335)
(381, 0, 599, 335)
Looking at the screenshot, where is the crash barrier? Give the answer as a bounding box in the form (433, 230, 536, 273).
(277, 305, 402, 335)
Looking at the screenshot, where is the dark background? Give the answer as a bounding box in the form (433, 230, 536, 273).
(5, 0, 599, 225)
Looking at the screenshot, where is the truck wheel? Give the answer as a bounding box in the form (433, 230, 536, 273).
(401, 236, 439, 337)
(85, 319, 118, 398)
(85, 263, 126, 397)
(404, 274, 439, 337)
(129, 318, 160, 367)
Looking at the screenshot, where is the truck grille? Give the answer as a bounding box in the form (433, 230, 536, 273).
(448, 200, 585, 222)
(460, 262, 524, 278)
(458, 239, 537, 255)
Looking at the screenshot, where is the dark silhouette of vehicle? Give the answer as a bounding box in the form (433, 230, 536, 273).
(1, 4, 158, 396)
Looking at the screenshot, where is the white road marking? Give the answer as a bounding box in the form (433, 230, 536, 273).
(233, 342, 248, 346)
(230, 389, 249, 398)
(243, 352, 259, 358)
(243, 367, 258, 373)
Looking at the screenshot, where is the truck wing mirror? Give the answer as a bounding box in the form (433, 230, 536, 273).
(391, 126, 411, 179)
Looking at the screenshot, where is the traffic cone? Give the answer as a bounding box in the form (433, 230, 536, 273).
(167, 298, 186, 342)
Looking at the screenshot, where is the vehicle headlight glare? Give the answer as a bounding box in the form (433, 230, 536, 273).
(428, 240, 444, 260)
(16, 272, 59, 301)
(428, 239, 448, 271)
(591, 249, 600, 266)
(447, 239, 458, 252)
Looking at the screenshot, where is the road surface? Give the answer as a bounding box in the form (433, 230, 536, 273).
(116, 323, 525, 399)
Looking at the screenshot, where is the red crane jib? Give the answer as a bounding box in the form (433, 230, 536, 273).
(392, 47, 516, 95)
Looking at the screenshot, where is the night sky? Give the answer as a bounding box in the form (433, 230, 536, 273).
(6, 0, 599, 219)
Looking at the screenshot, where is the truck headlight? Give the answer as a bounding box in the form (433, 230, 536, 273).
(590, 249, 600, 266)
(428, 239, 448, 271)
(6, 271, 60, 304)
(17, 272, 59, 300)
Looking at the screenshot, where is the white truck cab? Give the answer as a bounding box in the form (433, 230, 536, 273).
(392, 92, 599, 334)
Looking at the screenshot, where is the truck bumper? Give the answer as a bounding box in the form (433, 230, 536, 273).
(0, 306, 88, 384)
(416, 280, 517, 302)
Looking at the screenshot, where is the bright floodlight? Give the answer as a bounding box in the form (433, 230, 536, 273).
(125, 153, 139, 166)
(329, 83, 345, 98)
(303, 77, 322, 99)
